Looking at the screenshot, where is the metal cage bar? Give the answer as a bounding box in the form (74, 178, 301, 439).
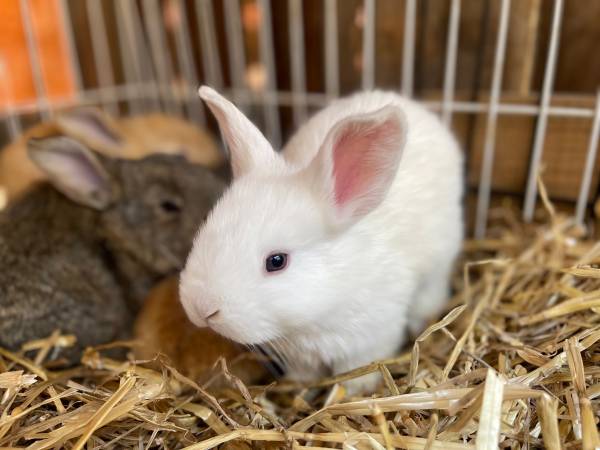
(522, 0, 564, 222)
(2, 0, 599, 232)
(289, 0, 308, 127)
(143, 0, 182, 115)
(474, 0, 511, 239)
(361, 0, 376, 91)
(121, 0, 161, 111)
(87, 0, 118, 115)
(58, 0, 83, 96)
(0, 26, 23, 138)
(223, 0, 247, 108)
(324, 0, 339, 99)
(0, 77, 22, 139)
(114, 0, 144, 114)
(257, 0, 282, 148)
(401, 0, 416, 97)
(441, 0, 461, 126)
(18, 0, 51, 119)
(575, 91, 600, 226)
(173, 0, 205, 124)
(2, 88, 598, 122)
(196, 0, 223, 90)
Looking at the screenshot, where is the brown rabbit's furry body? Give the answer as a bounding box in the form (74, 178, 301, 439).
(135, 277, 267, 386)
(0, 144, 226, 362)
(0, 187, 132, 354)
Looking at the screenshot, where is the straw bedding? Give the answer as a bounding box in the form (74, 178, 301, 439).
(1, 193, 599, 449)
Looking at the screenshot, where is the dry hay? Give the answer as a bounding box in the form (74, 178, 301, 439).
(1, 198, 600, 449)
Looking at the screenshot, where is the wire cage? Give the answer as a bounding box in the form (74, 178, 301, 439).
(0, 0, 599, 237)
(2, 3, 600, 448)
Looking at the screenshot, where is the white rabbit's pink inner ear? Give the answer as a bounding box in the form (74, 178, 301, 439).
(328, 110, 405, 221)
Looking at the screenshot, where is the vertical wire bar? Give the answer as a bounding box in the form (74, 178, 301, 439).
(87, 0, 118, 115)
(1, 112, 21, 140)
(401, 0, 417, 97)
(474, 0, 511, 239)
(119, 0, 161, 111)
(441, 0, 461, 125)
(575, 91, 600, 226)
(2, 114, 21, 140)
(523, 0, 563, 222)
(361, 0, 376, 90)
(0, 66, 22, 138)
(289, 0, 308, 127)
(19, 0, 51, 119)
(143, 0, 182, 115)
(118, 0, 144, 83)
(58, 0, 84, 97)
(223, 0, 247, 107)
(324, 0, 339, 99)
(173, 0, 205, 124)
(257, 0, 282, 148)
(196, 0, 223, 89)
(114, 0, 142, 114)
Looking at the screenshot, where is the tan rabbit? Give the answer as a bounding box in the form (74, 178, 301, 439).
(0, 108, 225, 205)
(134, 276, 267, 386)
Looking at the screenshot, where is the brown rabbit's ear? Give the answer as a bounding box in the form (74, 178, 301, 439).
(27, 137, 113, 210)
(55, 108, 124, 154)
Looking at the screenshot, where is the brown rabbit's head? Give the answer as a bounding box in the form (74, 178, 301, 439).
(27, 136, 226, 275)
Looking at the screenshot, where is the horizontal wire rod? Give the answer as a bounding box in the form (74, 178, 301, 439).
(0, 85, 597, 120)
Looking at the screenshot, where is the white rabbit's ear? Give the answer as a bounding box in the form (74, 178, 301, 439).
(199, 86, 275, 178)
(308, 105, 407, 227)
(27, 136, 113, 210)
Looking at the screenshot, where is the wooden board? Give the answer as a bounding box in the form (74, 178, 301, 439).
(464, 94, 599, 202)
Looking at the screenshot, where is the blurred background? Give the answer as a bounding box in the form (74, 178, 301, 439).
(0, 0, 599, 235)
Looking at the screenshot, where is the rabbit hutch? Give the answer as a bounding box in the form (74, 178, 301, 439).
(0, 0, 599, 449)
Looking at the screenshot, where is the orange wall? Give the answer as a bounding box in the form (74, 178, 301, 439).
(0, 0, 76, 107)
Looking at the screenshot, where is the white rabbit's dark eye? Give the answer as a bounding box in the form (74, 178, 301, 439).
(266, 253, 288, 272)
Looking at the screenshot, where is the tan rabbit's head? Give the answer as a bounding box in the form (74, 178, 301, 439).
(0, 108, 226, 207)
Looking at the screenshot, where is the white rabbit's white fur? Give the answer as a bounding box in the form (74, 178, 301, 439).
(180, 87, 463, 392)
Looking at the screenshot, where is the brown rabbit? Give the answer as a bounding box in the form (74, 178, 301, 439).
(0, 108, 225, 205)
(0, 135, 226, 362)
(134, 276, 267, 386)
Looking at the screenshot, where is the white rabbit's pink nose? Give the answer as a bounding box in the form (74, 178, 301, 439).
(180, 293, 210, 328)
(178, 273, 221, 327)
(185, 305, 207, 328)
(181, 293, 223, 328)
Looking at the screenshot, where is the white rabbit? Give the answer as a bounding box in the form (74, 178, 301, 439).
(180, 86, 464, 393)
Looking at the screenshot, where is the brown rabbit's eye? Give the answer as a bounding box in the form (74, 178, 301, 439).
(160, 199, 182, 213)
(266, 253, 288, 272)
